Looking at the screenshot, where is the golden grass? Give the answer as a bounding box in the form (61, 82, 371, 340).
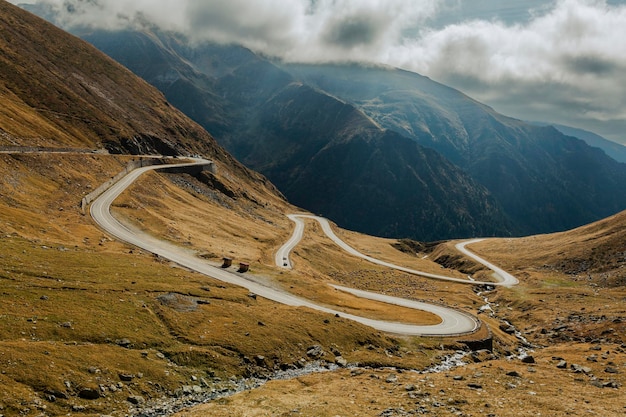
(2, 151, 625, 416)
(466, 211, 626, 278)
(0, 153, 460, 415)
(0, 4, 500, 412)
(110, 171, 462, 327)
(178, 342, 626, 417)
(0, 89, 82, 146)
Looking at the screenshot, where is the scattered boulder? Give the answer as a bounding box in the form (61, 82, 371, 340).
(116, 338, 132, 348)
(335, 356, 348, 367)
(279, 363, 295, 371)
(306, 345, 324, 359)
(127, 395, 145, 405)
(467, 383, 483, 390)
(556, 360, 568, 369)
(385, 374, 398, 384)
(119, 373, 134, 382)
(571, 364, 593, 374)
(521, 355, 535, 364)
(470, 350, 495, 363)
(78, 388, 100, 400)
(179, 385, 196, 396)
(157, 293, 198, 312)
(45, 389, 68, 400)
(499, 324, 516, 334)
(590, 380, 619, 389)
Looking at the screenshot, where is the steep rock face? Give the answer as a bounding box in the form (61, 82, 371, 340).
(80, 29, 511, 240)
(283, 126, 508, 239)
(284, 64, 626, 235)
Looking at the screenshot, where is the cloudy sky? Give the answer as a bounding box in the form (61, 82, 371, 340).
(12, 0, 626, 144)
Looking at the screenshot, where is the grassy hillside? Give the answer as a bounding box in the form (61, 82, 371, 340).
(0, 2, 481, 414)
(1, 2, 625, 416)
(0, 151, 479, 416)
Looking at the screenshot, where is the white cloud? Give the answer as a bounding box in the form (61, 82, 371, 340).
(21, 0, 442, 57)
(390, 0, 626, 142)
(11, 0, 626, 143)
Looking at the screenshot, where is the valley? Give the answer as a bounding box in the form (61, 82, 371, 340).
(0, 1, 625, 416)
(89, 155, 481, 336)
(2, 148, 622, 417)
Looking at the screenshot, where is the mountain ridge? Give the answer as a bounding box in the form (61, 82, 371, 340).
(71, 27, 626, 239)
(530, 121, 626, 164)
(76, 29, 516, 240)
(282, 63, 626, 234)
(0, 2, 285, 206)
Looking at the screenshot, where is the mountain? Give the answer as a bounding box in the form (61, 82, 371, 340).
(496, 208, 626, 285)
(2, 4, 626, 416)
(531, 122, 626, 164)
(77, 29, 511, 240)
(282, 64, 626, 234)
(73, 28, 626, 239)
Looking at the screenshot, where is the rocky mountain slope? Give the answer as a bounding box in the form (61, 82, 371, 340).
(0, 2, 414, 414)
(76, 29, 513, 240)
(76, 28, 626, 239)
(285, 64, 626, 235)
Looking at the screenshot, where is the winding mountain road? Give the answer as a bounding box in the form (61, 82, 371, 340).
(89, 158, 516, 336)
(277, 215, 518, 287)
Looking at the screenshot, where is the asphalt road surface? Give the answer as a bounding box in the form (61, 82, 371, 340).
(90, 159, 485, 336)
(278, 214, 518, 287)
